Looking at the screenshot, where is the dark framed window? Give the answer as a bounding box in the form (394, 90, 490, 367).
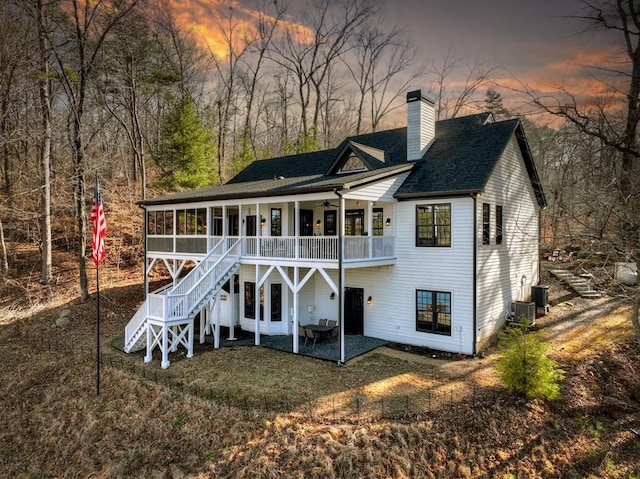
(372, 208, 384, 236)
(416, 290, 451, 335)
(244, 281, 255, 319)
(482, 203, 490, 245)
(345, 209, 364, 236)
(271, 284, 282, 321)
(416, 204, 451, 247)
(271, 208, 282, 236)
(496, 205, 503, 245)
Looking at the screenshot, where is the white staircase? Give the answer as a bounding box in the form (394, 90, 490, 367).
(124, 238, 241, 368)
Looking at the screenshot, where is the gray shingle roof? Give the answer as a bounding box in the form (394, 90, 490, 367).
(141, 113, 546, 208)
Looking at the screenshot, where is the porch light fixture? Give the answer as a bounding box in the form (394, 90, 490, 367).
(260, 216, 266, 227)
(367, 296, 372, 304)
(316, 219, 322, 228)
(385, 218, 391, 226)
(330, 292, 335, 300)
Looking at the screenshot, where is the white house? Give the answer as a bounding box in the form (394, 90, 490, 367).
(124, 90, 546, 368)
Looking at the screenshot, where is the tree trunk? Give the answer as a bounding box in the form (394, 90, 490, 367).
(37, 0, 52, 284)
(0, 216, 8, 277)
(632, 296, 640, 346)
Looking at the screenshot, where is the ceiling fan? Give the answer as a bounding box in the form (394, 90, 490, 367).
(317, 200, 339, 208)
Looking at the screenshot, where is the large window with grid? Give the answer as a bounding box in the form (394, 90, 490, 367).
(416, 290, 452, 335)
(416, 204, 451, 247)
(244, 282, 255, 319)
(372, 208, 384, 236)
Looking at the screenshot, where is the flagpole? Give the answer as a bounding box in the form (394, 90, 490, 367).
(96, 175, 101, 396)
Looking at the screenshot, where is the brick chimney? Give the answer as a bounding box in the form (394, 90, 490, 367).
(406, 90, 435, 161)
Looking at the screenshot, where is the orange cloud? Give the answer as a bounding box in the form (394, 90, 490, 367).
(166, 0, 313, 59)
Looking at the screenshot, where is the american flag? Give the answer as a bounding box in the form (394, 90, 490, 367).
(90, 185, 107, 266)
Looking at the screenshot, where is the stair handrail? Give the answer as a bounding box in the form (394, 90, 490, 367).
(163, 239, 241, 321)
(168, 237, 226, 295)
(124, 238, 238, 351)
(124, 299, 150, 352)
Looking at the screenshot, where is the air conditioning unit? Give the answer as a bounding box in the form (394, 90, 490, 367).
(512, 301, 536, 325)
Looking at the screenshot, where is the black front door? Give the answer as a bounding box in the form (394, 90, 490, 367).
(300, 209, 313, 236)
(344, 287, 364, 335)
(324, 210, 337, 236)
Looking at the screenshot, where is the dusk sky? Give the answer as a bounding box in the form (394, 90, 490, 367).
(387, 1, 618, 86)
(174, 0, 622, 119)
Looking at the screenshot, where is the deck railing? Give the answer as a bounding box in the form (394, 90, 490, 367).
(148, 235, 395, 262)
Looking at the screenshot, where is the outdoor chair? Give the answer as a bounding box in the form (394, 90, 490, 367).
(327, 320, 338, 341)
(318, 318, 327, 326)
(298, 324, 308, 346)
(304, 326, 317, 348)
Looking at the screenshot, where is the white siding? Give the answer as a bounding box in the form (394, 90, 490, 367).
(475, 136, 541, 344)
(346, 172, 410, 202)
(348, 197, 476, 354)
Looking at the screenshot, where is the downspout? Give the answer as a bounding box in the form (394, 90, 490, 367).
(139, 203, 148, 298)
(537, 208, 543, 285)
(334, 188, 345, 364)
(472, 194, 477, 356)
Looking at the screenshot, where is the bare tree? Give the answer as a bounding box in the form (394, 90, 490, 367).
(521, 0, 640, 250)
(49, 0, 139, 301)
(270, 0, 378, 151)
(344, 20, 425, 133)
(429, 50, 498, 120)
(237, 0, 286, 165)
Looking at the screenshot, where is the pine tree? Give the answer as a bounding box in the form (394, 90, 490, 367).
(160, 94, 217, 189)
(495, 323, 564, 400)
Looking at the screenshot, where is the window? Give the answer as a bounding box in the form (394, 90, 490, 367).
(345, 209, 364, 236)
(271, 208, 282, 236)
(244, 282, 255, 319)
(211, 207, 223, 236)
(372, 208, 384, 236)
(416, 204, 451, 247)
(496, 205, 503, 245)
(164, 211, 174, 235)
(416, 290, 451, 335)
(482, 203, 490, 245)
(271, 284, 282, 321)
(338, 153, 367, 173)
(147, 211, 156, 234)
(177, 208, 206, 235)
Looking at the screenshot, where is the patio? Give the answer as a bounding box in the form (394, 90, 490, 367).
(212, 328, 388, 362)
(115, 327, 389, 363)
